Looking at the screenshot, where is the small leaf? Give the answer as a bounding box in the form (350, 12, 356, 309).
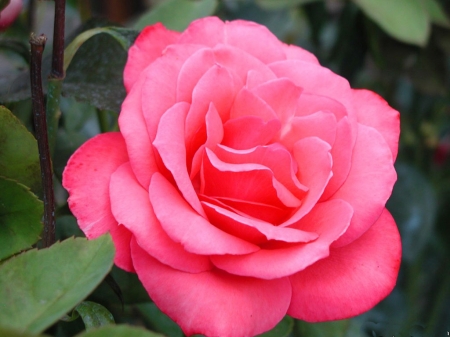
(0, 106, 41, 193)
(0, 235, 115, 334)
(134, 0, 218, 31)
(74, 302, 114, 331)
(256, 0, 321, 10)
(352, 0, 430, 46)
(75, 325, 164, 337)
(0, 177, 43, 260)
(0, 326, 50, 337)
(423, 0, 450, 28)
(256, 316, 293, 337)
(64, 27, 139, 73)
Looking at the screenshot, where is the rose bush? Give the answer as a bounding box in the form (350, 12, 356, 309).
(63, 17, 401, 337)
(0, 0, 22, 30)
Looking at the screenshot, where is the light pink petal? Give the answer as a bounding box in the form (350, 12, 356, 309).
(109, 225, 135, 272)
(278, 111, 337, 151)
(251, 78, 302, 127)
(153, 102, 205, 217)
(331, 124, 397, 247)
(110, 163, 211, 273)
(124, 23, 180, 92)
(288, 209, 401, 322)
(213, 44, 277, 84)
(202, 201, 318, 244)
(202, 149, 301, 209)
(0, 0, 22, 30)
(150, 173, 260, 255)
(176, 48, 215, 103)
(131, 238, 292, 337)
(179, 17, 286, 64)
(352, 89, 400, 160)
(185, 65, 240, 145)
(211, 199, 353, 279)
(119, 73, 158, 188)
(222, 116, 281, 150)
(214, 144, 307, 199)
(141, 44, 203, 140)
(296, 93, 347, 120)
(230, 88, 277, 121)
(282, 137, 333, 226)
(63, 133, 128, 238)
(321, 116, 353, 200)
(189, 103, 224, 179)
(283, 44, 319, 63)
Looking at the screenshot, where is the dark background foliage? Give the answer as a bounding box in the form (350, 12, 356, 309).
(1, 0, 450, 336)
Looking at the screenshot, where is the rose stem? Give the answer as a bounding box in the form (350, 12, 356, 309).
(30, 33, 56, 248)
(47, 0, 66, 156)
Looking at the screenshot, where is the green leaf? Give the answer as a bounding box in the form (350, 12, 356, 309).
(423, 0, 450, 28)
(387, 163, 437, 263)
(136, 302, 183, 337)
(64, 27, 139, 73)
(0, 106, 41, 193)
(256, 316, 293, 337)
(0, 235, 115, 334)
(134, 0, 218, 31)
(0, 177, 43, 260)
(256, 0, 321, 10)
(0, 326, 50, 337)
(74, 302, 114, 331)
(75, 325, 164, 337)
(352, 0, 430, 46)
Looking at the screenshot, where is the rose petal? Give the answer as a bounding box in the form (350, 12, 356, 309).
(63, 133, 128, 238)
(124, 23, 180, 92)
(179, 17, 286, 64)
(211, 199, 353, 279)
(282, 137, 333, 226)
(119, 72, 158, 188)
(153, 102, 206, 217)
(283, 44, 320, 63)
(202, 149, 301, 209)
(150, 172, 260, 255)
(141, 44, 204, 140)
(331, 123, 397, 247)
(251, 78, 303, 128)
(131, 238, 292, 337)
(352, 89, 400, 160)
(109, 224, 135, 272)
(202, 200, 318, 244)
(222, 116, 281, 150)
(110, 163, 211, 273)
(288, 209, 401, 322)
(230, 88, 277, 122)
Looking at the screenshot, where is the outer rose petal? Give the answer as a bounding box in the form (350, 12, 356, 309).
(352, 89, 400, 160)
(131, 238, 292, 337)
(331, 124, 397, 247)
(0, 0, 22, 30)
(109, 225, 135, 272)
(63, 132, 128, 238)
(288, 209, 401, 322)
(110, 163, 211, 273)
(282, 44, 319, 64)
(124, 23, 180, 92)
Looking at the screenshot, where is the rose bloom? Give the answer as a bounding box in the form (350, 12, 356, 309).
(0, 0, 22, 30)
(63, 17, 401, 337)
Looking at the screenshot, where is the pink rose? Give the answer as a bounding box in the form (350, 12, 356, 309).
(0, 0, 22, 30)
(63, 17, 401, 337)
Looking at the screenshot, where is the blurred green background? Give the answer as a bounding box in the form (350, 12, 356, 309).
(1, 0, 450, 336)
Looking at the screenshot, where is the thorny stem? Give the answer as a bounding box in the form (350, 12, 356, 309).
(51, 0, 66, 79)
(30, 34, 56, 248)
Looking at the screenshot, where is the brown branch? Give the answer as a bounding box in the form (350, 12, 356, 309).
(51, 0, 66, 79)
(30, 33, 56, 248)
